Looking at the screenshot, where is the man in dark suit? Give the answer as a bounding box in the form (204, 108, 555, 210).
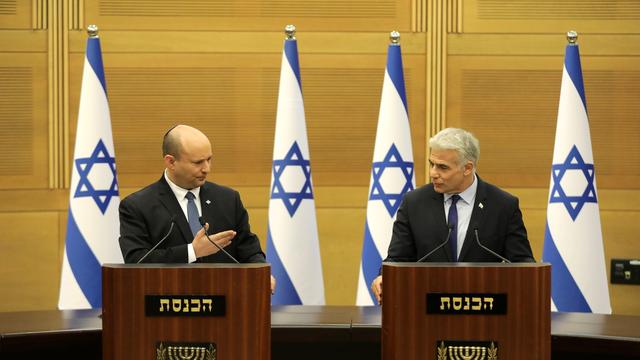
(119, 125, 275, 290)
(371, 127, 534, 303)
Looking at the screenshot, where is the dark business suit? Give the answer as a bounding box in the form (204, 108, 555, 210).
(385, 177, 535, 263)
(119, 175, 265, 263)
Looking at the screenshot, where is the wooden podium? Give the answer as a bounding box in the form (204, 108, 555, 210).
(382, 262, 550, 360)
(102, 264, 271, 360)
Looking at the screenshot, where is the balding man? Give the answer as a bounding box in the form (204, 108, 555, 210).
(119, 125, 267, 267)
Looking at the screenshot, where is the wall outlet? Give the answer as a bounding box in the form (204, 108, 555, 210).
(611, 259, 640, 285)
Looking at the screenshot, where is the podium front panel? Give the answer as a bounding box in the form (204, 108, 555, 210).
(102, 264, 270, 360)
(382, 262, 550, 360)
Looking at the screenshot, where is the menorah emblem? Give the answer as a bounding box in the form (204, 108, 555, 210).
(450, 345, 486, 360)
(437, 341, 498, 360)
(156, 342, 216, 360)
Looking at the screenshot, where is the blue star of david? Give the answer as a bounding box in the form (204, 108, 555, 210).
(550, 145, 597, 221)
(369, 143, 414, 217)
(74, 139, 119, 214)
(271, 141, 314, 217)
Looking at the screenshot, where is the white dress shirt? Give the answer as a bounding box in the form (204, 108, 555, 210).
(443, 174, 478, 259)
(164, 170, 201, 263)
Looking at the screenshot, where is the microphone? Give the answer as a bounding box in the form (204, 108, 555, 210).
(473, 228, 511, 263)
(137, 217, 176, 264)
(417, 223, 454, 262)
(198, 217, 240, 263)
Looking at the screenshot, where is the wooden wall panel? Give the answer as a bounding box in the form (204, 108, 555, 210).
(0, 212, 61, 311)
(0, 189, 68, 213)
(0, 53, 49, 189)
(0, 0, 33, 29)
(316, 206, 368, 305)
(601, 210, 640, 314)
(464, 0, 640, 33)
(83, 0, 411, 32)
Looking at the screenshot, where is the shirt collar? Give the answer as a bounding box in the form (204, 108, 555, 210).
(164, 169, 201, 200)
(444, 174, 477, 205)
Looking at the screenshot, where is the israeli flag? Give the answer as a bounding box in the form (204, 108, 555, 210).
(542, 34, 611, 314)
(267, 27, 325, 305)
(356, 34, 415, 305)
(58, 28, 123, 309)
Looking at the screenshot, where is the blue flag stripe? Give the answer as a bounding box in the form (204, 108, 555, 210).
(86, 37, 107, 93)
(267, 226, 302, 305)
(284, 40, 302, 89)
(361, 221, 383, 305)
(65, 210, 102, 308)
(386, 44, 408, 112)
(564, 45, 587, 110)
(542, 223, 591, 312)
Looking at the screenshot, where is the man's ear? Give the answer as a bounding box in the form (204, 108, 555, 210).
(163, 154, 175, 169)
(463, 161, 474, 176)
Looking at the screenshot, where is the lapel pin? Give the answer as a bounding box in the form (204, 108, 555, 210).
(205, 200, 211, 205)
(479, 202, 484, 209)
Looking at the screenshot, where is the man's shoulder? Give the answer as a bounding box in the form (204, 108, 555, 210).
(122, 178, 165, 203)
(201, 181, 240, 201)
(405, 183, 437, 201)
(202, 181, 237, 194)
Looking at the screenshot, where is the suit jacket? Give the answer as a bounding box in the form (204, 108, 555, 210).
(119, 176, 266, 263)
(385, 177, 535, 263)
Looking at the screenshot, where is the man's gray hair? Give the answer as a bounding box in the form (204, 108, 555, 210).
(429, 128, 480, 168)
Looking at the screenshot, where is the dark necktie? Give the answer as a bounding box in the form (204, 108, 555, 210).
(185, 191, 201, 237)
(448, 194, 460, 262)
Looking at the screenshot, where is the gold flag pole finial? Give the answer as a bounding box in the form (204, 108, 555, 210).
(87, 24, 99, 38)
(390, 31, 400, 45)
(285, 24, 296, 40)
(567, 30, 578, 45)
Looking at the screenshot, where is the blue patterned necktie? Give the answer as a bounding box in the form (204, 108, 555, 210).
(448, 194, 460, 262)
(185, 191, 201, 237)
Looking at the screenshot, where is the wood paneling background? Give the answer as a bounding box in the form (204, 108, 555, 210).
(0, 0, 638, 315)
